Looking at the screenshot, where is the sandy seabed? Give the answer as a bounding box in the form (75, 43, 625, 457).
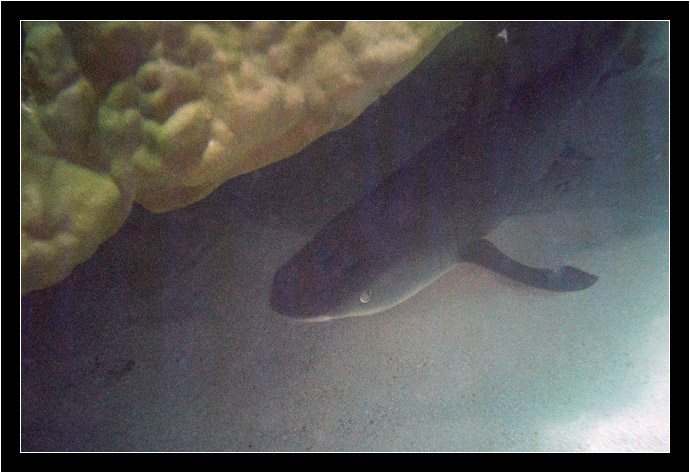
(20, 22, 669, 452)
(21, 202, 669, 452)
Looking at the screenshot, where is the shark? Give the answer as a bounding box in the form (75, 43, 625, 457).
(270, 23, 630, 322)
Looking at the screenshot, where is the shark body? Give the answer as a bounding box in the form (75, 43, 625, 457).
(271, 23, 629, 321)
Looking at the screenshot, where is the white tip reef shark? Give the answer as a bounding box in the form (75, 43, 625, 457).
(271, 23, 631, 322)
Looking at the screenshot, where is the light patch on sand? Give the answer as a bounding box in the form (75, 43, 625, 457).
(541, 315, 669, 452)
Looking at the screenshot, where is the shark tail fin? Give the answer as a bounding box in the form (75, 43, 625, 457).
(459, 238, 598, 292)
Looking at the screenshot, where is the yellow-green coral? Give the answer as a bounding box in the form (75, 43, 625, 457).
(21, 106, 129, 293)
(21, 21, 460, 294)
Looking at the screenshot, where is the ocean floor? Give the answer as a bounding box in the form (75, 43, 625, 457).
(21, 22, 669, 452)
(21, 202, 669, 452)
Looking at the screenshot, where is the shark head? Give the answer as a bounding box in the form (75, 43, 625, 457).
(270, 217, 458, 322)
(270, 230, 400, 321)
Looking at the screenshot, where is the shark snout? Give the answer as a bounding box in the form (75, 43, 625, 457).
(270, 260, 324, 319)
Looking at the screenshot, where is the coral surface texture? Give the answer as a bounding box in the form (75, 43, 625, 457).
(21, 21, 458, 294)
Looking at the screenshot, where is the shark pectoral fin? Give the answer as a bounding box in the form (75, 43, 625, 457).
(459, 238, 598, 292)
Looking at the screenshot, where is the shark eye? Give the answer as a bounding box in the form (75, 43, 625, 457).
(359, 289, 372, 303)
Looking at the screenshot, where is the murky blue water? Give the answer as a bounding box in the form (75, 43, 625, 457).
(21, 21, 669, 452)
